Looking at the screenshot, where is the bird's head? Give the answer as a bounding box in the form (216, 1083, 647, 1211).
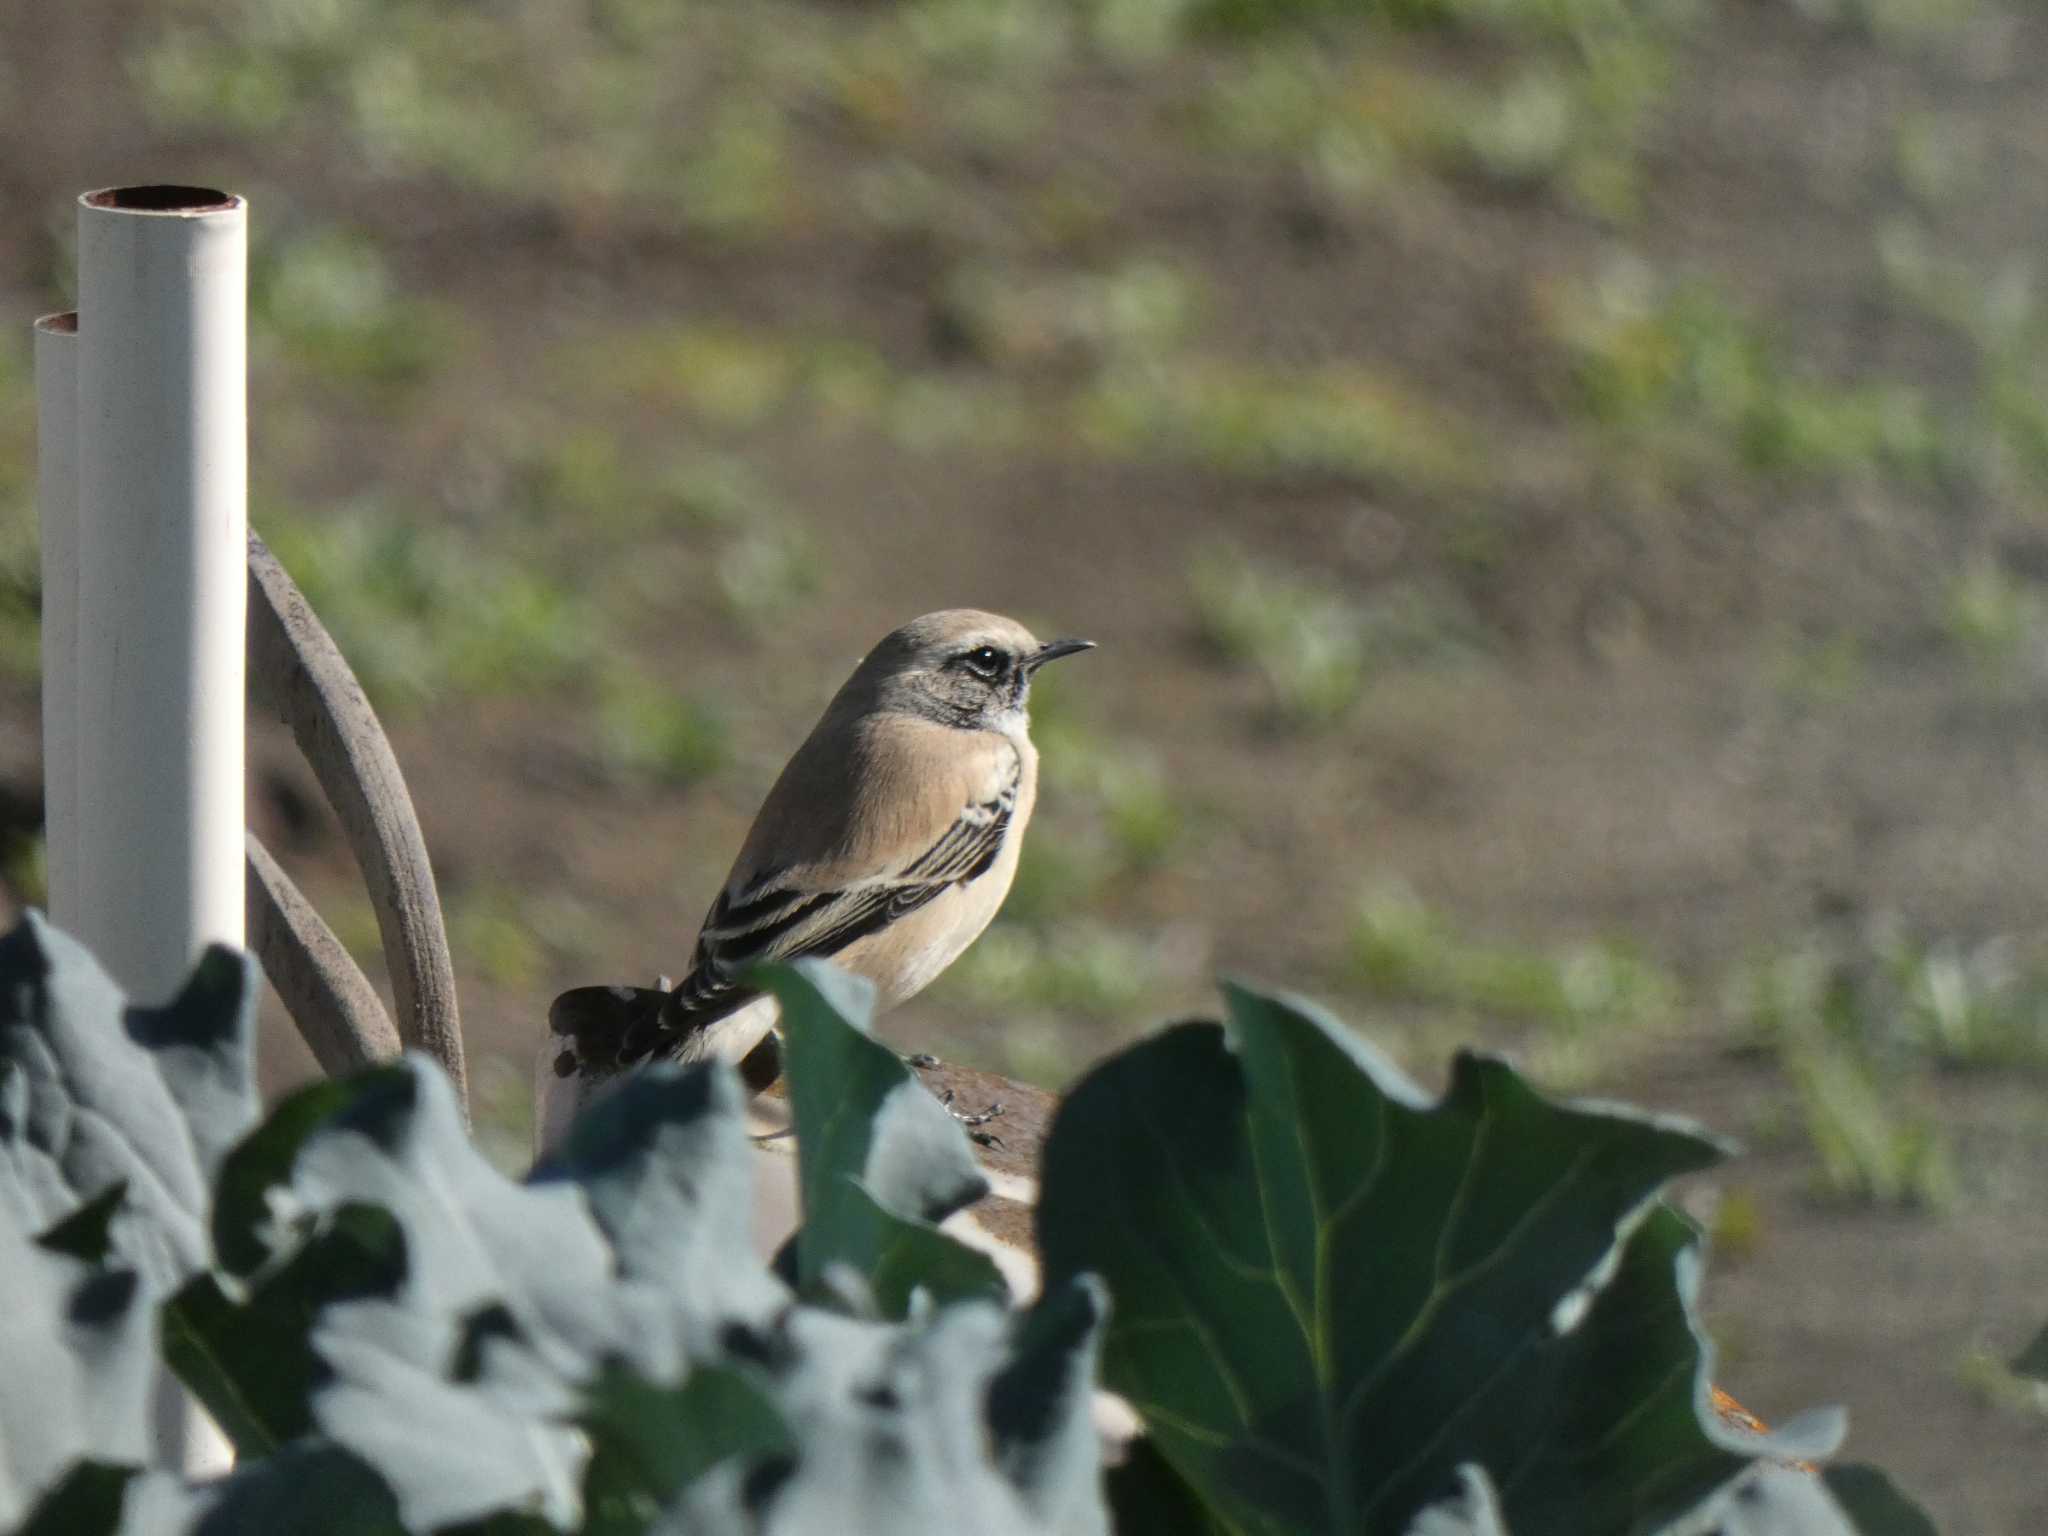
(858, 609, 1093, 734)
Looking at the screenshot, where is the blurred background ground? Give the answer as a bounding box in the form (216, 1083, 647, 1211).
(2, 0, 2046, 1526)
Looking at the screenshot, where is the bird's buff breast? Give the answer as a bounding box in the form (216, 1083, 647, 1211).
(841, 745, 1034, 1008)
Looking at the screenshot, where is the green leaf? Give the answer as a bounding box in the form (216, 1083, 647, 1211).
(0, 1229, 154, 1527)
(162, 1203, 405, 1455)
(827, 1177, 1015, 1318)
(1821, 1465, 1942, 1536)
(759, 960, 1004, 1312)
(1036, 981, 1805, 1536)
(677, 1300, 1070, 1534)
(0, 915, 259, 1527)
(579, 1362, 794, 1536)
(1, 922, 1115, 1536)
(274, 1062, 626, 1531)
(35, 1182, 127, 1265)
(17, 1446, 409, 1536)
(533, 1058, 785, 1327)
(1401, 1466, 1508, 1536)
(1106, 1437, 1232, 1536)
(0, 913, 260, 1290)
(9, 1463, 139, 1536)
(1663, 1460, 1930, 1535)
(210, 1075, 386, 1279)
(987, 1276, 1114, 1536)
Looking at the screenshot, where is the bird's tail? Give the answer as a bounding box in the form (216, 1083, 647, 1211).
(547, 983, 671, 1079)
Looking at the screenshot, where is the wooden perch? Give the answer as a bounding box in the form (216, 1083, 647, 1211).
(245, 532, 466, 1106)
(245, 830, 403, 1075)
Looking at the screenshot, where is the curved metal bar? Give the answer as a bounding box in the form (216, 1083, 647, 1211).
(246, 531, 466, 1108)
(245, 830, 403, 1075)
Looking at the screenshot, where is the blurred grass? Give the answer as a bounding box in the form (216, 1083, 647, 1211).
(1081, 360, 1485, 489)
(1343, 880, 1677, 1088)
(251, 228, 455, 395)
(1351, 880, 1677, 1028)
(1786, 1039, 1955, 1207)
(0, 332, 38, 681)
(1728, 913, 2048, 1073)
(1956, 1345, 2048, 1421)
(261, 502, 596, 713)
(1539, 263, 1958, 484)
(597, 671, 732, 788)
(0, 831, 46, 913)
(1712, 911, 2048, 1206)
(1190, 548, 1485, 727)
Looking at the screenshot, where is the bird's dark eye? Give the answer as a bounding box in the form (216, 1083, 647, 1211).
(958, 645, 1006, 679)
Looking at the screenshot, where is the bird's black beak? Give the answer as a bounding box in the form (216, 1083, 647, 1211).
(1024, 638, 1095, 673)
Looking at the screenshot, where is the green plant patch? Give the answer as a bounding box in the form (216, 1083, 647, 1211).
(1543, 269, 1957, 485)
(937, 920, 1162, 1021)
(251, 228, 457, 395)
(597, 670, 733, 788)
(0, 915, 1938, 1534)
(1783, 1040, 1954, 1209)
(1351, 883, 1676, 1035)
(260, 502, 596, 713)
(1083, 360, 1483, 492)
(1190, 556, 1486, 729)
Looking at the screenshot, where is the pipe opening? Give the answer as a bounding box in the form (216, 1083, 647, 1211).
(83, 185, 238, 213)
(36, 312, 78, 335)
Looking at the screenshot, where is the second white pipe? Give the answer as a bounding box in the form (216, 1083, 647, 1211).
(33, 312, 79, 930)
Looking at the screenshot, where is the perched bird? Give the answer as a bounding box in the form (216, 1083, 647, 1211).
(535, 609, 1093, 1154)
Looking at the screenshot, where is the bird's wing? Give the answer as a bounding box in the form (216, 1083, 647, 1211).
(550, 734, 1021, 1075)
(690, 772, 1016, 982)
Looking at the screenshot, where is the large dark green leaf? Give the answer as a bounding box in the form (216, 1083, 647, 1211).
(9, 1463, 137, 1536)
(1400, 1467, 1508, 1536)
(1036, 981, 1817, 1536)
(760, 960, 1004, 1313)
(1106, 1436, 1232, 1536)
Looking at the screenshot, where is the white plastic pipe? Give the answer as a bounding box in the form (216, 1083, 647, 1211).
(70, 185, 246, 1481)
(73, 186, 248, 1006)
(33, 312, 79, 930)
